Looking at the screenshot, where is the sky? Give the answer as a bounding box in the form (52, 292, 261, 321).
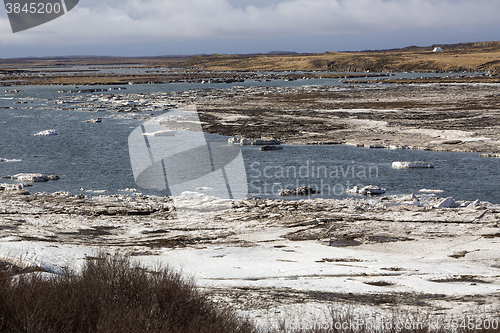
(1, 0, 500, 58)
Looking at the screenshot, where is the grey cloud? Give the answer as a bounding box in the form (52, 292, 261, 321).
(2, 0, 500, 47)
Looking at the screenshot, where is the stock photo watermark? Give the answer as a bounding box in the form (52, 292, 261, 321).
(4, 0, 79, 33)
(128, 106, 248, 201)
(248, 160, 379, 197)
(289, 316, 500, 332)
(128, 105, 380, 202)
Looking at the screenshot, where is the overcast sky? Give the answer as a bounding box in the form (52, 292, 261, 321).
(1, 0, 499, 58)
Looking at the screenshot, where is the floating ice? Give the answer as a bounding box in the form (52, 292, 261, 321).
(392, 161, 434, 168)
(347, 185, 386, 195)
(3, 173, 59, 182)
(0, 158, 21, 163)
(128, 106, 248, 201)
(143, 130, 176, 137)
(34, 129, 58, 136)
(419, 189, 444, 193)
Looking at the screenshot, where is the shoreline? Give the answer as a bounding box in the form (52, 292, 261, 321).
(1, 70, 499, 87)
(2, 66, 500, 326)
(1, 189, 500, 325)
(2, 41, 500, 74)
(3, 81, 500, 154)
(194, 84, 500, 154)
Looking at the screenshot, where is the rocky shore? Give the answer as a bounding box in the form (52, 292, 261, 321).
(194, 84, 500, 154)
(1, 188, 500, 323)
(2, 64, 500, 324)
(43, 83, 500, 154)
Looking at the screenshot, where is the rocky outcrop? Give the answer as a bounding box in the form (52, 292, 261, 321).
(346, 185, 386, 195)
(306, 141, 343, 145)
(392, 161, 435, 168)
(279, 186, 319, 196)
(0, 191, 169, 217)
(2, 173, 60, 182)
(228, 137, 281, 146)
(259, 145, 283, 151)
(0, 183, 32, 191)
(34, 129, 58, 136)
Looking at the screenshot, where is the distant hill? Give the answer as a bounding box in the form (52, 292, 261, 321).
(363, 41, 500, 53)
(267, 51, 298, 55)
(1, 41, 499, 75)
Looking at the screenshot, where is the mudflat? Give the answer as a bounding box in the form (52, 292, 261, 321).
(196, 84, 500, 154)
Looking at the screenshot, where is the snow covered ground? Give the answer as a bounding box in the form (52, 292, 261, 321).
(1, 190, 500, 328)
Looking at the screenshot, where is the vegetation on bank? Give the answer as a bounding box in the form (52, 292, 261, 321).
(182, 41, 500, 74)
(0, 254, 256, 333)
(1, 41, 500, 75)
(1, 253, 499, 333)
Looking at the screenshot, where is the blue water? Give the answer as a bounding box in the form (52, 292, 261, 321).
(1, 77, 498, 203)
(242, 145, 500, 202)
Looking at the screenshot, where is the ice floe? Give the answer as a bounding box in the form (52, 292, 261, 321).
(392, 161, 435, 168)
(419, 189, 445, 193)
(0, 158, 21, 163)
(2, 173, 60, 182)
(34, 129, 58, 136)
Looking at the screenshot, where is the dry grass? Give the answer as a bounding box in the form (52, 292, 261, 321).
(0, 253, 256, 333)
(2, 41, 500, 75)
(166, 41, 500, 73)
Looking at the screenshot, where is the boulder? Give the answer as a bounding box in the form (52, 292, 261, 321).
(34, 129, 58, 136)
(279, 186, 319, 196)
(346, 185, 386, 195)
(392, 161, 434, 168)
(259, 145, 283, 151)
(435, 196, 458, 209)
(3, 173, 60, 182)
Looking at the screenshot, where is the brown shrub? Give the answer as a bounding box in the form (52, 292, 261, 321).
(0, 253, 256, 333)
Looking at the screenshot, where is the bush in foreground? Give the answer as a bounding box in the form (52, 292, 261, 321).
(1, 254, 499, 333)
(0, 253, 256, 333)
